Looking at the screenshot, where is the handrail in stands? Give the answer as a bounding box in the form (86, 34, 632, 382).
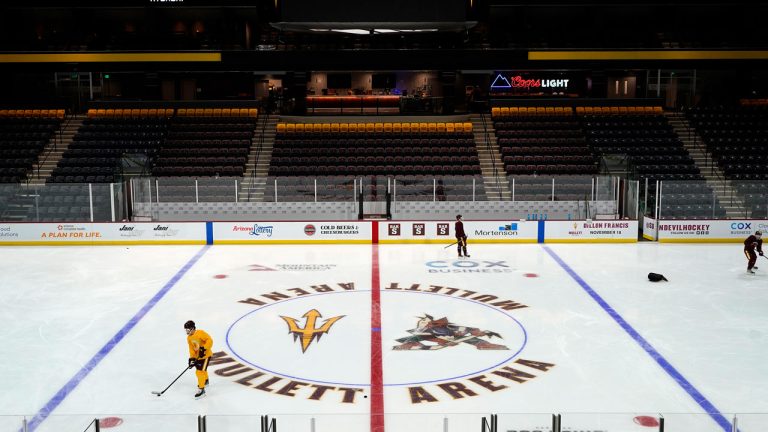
(247, 111, 269, 202)
(479, 112, 502, 201)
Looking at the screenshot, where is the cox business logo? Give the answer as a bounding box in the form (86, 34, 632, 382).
(426, 260, 513, 273)
(249, 224, 274, 237)
(731, 222, 752, 230)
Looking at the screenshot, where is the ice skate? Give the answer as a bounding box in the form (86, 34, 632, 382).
(194, 388, 206, 399)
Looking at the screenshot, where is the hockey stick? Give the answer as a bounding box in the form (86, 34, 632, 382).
(151, 366, 191, 396)
(444, 241, 458, 249)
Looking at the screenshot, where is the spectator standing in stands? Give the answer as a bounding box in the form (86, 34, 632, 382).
(184, 320, 213, 399)
(455, 214, 470, 258)
(744, 230, 763, 274)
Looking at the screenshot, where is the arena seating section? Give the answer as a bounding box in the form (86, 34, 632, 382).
(686, 105, 768, 217)
(51, 108, 257, 184)
(0, 109, 64, 183)
(492, 106, 597, 177)
(27, 108, 256, 220)
(153, 108, 256, 178)
(685, 106, 768, 181)
(268, 121, 484, 201)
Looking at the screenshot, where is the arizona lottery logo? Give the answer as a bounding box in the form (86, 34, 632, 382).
(219, 281, 554, 405)
(304, 224, 316, 236)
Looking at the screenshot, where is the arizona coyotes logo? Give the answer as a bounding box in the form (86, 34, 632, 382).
(393, 314, 508, 350)
(280, 309, 344, 353)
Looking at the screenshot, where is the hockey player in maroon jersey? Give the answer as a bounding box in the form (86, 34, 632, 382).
(744, 230, 763, 274)
(455, 215, 470, 258)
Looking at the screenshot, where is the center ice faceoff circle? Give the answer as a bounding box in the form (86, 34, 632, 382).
(226, 290, 527, 387)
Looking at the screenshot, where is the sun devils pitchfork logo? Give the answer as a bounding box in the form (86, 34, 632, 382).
(280, 309, 345, 353)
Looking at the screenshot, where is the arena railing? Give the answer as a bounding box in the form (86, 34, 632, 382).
(643, 179, 768, 220)
(0, 175, 638, 222)
(9, 412, 767, 432)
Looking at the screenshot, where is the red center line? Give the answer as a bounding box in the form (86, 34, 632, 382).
(370, 240, 385, 432)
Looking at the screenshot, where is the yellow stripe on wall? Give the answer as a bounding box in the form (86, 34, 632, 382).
(544, 239, 638, 243)
(0, 240, 206, 246)
(0, 53, 221, 63)
(214, 240, 371, 245)
(529, 50, 768, 61)
(658, 238, 744, 243)
(378, 239, 538, 244)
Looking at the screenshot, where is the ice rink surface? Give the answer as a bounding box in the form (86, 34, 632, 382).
(1, 242, 767, 432)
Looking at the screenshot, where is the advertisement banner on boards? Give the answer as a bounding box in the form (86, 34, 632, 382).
(0, 222, 206, 245)
(213, 221, 371, 244)
(657, 219, 768, 242)
(379, 220, 539, 243)
(544, 220, 638, 242)
(642, 216, 657, 241)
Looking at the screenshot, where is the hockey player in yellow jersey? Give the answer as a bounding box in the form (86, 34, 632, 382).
(184, 320, 213, 399)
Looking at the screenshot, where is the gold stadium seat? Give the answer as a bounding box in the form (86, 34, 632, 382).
(500, 107, 510, 117)
(365, 123, 375, 133)
(427, 123, 437, 133)
(331, 123, 340, 133)
(285, 123, 296, 133)
(410, 122, 420, 133)
(340, 123, 349, 133)
(446, 122, 455, 133)
(276, 123, 286, 134)
(436, 122, 446, 133)
(491, 107, 501, 118)
(374, 123, 384, 133)
(392, 123, 401, 133)
(463, 122, 473, 132)
(383, 123, 392, 133)
(348, 123, 358, 133)
(401, 123, 410, 133)
(295, 123, 305, 133)
(248, 108, 258, 118)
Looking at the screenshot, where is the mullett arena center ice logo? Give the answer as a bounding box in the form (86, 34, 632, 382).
(216, 281, 555, 405)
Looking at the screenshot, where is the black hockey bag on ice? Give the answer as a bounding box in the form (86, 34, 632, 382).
(648, 272, 668, 282)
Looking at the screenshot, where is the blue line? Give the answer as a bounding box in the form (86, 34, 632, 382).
(537, 220, 545, 243)
(26, 245, 211, 432)
(542, 246, 732, 432)
(205, 222, 213, 245)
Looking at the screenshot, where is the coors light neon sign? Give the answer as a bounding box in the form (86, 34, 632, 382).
(491, 73, 570, 90)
